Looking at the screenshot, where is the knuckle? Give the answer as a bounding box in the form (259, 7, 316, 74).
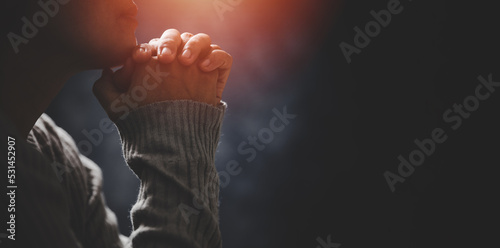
(135, 44, 146, 50)
(148, 38, 159, 44)
(214, 50, 232, 62)
(196, 33, 211, 42)
(181, 32, 194, 38)
(211, 44, 222, 50)
(160, 38, 178, 46)
(169, 28, 180, 35)
(138, 43, 154, 52)
(163, 28, 180, 37)
(185, 40, 205, 51)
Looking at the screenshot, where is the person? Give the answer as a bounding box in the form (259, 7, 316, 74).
(0, 0, 232, 247)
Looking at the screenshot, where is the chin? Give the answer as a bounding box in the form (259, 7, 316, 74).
(89, 36, 137, 69)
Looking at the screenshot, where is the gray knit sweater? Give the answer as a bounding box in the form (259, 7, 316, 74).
(1, 100, 225, 248)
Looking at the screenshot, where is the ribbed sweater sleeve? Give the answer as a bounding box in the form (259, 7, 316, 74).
(114, 100, 226, 248)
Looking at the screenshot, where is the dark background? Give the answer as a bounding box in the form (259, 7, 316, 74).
(44, 0, 500, 247)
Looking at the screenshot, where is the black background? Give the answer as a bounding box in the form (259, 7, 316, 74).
(9, 0, 500, 247)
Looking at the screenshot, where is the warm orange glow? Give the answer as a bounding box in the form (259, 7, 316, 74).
(135, 0, 343, 88)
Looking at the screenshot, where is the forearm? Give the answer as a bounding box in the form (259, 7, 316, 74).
(115, 100, 225, 248)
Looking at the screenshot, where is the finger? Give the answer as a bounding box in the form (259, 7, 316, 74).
(180, 32, 194, 43)
(216, 73, 229, 102)
(112, 57, 135, 92)
(93, 68, 119, 104)
(216, 52, 232, 101)
(179, 32, 193, 48)
(128, 57, 170, 90)
(155, 29, 182, 63)
(147, 38, 160, 55)
(179, 33, 212, 66)
(210, 44, 222, 50)
(179, 32, 194, 54)
(199, 49, 233, 72)
(132, 43, 155, 63)
(160, 29, 181, 40)
(198, 49, 233, 101)
(148, 38, 160, 46)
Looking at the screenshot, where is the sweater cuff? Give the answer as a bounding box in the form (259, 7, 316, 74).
(114, 100, 226, 176)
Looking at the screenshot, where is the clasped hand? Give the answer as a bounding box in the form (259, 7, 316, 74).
(93, 29, 233, 121)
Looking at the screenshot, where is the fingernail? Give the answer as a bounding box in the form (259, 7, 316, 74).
(182, 49, 192, 59)
(201, 59, 210, 67)
(161, 47, 172, 56)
